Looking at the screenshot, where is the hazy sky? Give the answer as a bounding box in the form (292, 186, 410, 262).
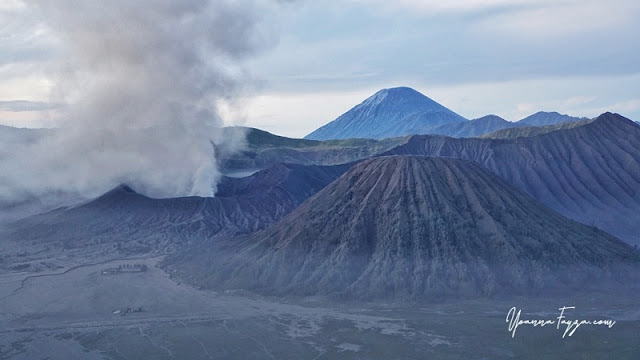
(2, 0, 640, 137)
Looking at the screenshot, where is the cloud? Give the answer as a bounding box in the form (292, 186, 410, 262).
(247, 0, 640, 98)
(0, 0, 25, 11)
(243, 87, 381, 137)
(0, 100, 60, 112)
(0, 0, 287, 201)
(474, 0, 640, 39)
(0, 2, 57, 67)
(347, 0, 640, 24)
(347, 0, 542, 13)
(610, 99, 640, 113)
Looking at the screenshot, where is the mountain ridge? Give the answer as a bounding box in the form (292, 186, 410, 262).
(518, 111, 588, 126)
(429, 114, 518, 138)
(383, 113, 640, 245)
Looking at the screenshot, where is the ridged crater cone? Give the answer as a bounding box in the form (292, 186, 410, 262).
(173, 156, 640, 300)
(4, 163, 351, 246)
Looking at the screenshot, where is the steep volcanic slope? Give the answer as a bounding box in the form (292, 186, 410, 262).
(518, 111, 587, 126)
(304, 87, 467, 140)
(3, 162, 352, 251)
(383, 113, 640, 245)
(429, 115, 518, 138)
(168, 157, 640, 300)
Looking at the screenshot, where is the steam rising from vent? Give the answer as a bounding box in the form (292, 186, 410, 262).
(1, 0, 284, 200)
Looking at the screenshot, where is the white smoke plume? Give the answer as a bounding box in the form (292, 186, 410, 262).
(1, 0, 284, 201)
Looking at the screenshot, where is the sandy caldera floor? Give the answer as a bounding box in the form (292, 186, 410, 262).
(1, 256, 639, 360)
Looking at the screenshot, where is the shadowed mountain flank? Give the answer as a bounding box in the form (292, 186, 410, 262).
(168, 156, 640, 300)
(383, 113, 640, 245)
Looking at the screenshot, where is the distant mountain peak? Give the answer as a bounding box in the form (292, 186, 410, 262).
(518, 111, 587, 126)
(373, 86, 428, 98)
(357, 87, 446, 112)
(305, 87, 467, 141)
(596, 111, 623, 121)
(589, 112, 639, 129)
(473, 114, 508, 121)
(534, 110, 560, 116)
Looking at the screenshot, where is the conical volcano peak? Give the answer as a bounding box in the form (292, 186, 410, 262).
(305, 87, 467, 140)
(372, 86, 432, 99)
(360, 87, 444, 111)
(96, 184, 141, 199)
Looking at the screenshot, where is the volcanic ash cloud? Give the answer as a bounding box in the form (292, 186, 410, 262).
(2, 0, 283, 200)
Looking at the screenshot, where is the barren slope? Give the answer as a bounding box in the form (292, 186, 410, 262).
(169, 156, 640, 300)
(384, 113, 640, 245)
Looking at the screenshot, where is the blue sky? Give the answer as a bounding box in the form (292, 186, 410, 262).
(2, 0, 640, 137)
